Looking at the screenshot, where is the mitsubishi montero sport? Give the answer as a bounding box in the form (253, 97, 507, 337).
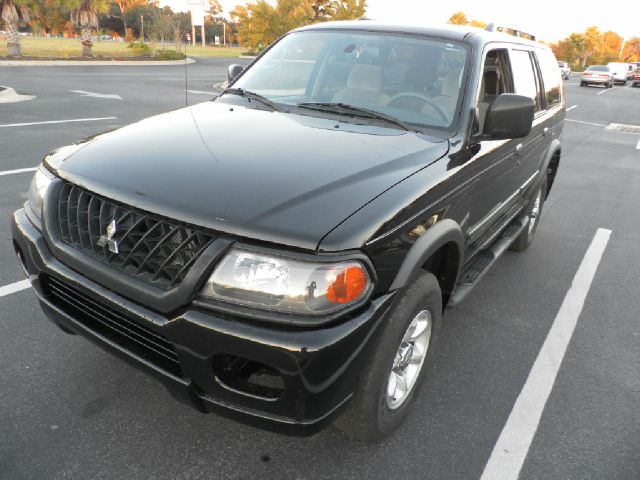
(12, 21, 564, 441)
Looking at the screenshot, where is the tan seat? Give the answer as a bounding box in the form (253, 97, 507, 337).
(425, 69, 462, 122)
(332, 64, 389, 106)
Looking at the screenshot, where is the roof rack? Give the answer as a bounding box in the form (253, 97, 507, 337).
(485, 23, 536, 41)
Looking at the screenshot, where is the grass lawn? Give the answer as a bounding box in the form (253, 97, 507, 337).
(0, 36, 248, 59)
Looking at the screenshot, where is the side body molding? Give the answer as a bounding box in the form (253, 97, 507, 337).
(389, 219, 464, 291)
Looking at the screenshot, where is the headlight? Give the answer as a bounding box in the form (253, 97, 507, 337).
(26, 166, 55, 223)
(200, 248, 373, 316)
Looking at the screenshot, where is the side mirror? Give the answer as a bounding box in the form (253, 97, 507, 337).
(483, 94, 535, 140)
(228, 64, 244, 83)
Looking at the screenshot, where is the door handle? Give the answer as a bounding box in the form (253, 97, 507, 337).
(515, 143, 523, 166)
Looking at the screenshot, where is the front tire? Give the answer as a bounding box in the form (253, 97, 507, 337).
(336, 272, 442, 442)
(511, 176, 547, 251)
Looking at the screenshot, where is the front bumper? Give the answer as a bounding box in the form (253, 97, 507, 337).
(12, 208, 395, 435)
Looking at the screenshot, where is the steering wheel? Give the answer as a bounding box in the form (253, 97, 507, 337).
(387, 92, 450, 124)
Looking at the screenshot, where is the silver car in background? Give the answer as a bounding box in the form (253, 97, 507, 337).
(580, 65, 614, 88)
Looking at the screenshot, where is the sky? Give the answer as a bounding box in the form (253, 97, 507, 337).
(160, 0, 638, 42)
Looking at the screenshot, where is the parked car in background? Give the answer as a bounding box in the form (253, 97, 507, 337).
(558, 61, 571, 79)
(607, 62, 633, 85)
(633, 69, 640, 88)
(581, 65, 614, 88)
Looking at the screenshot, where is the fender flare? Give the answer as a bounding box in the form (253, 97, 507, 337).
(389, 219, 464, 291)
(540, 138, 561, 196)
(541, 138, 561, 171)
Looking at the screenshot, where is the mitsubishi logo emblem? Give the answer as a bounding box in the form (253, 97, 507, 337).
(97, 219, 119, 254)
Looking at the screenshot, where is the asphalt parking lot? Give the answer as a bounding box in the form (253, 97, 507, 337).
(1, 63, 639, 480)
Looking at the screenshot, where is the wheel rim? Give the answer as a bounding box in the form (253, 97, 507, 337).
(386, 310, 432, 410)
(528, 188, 542, 236)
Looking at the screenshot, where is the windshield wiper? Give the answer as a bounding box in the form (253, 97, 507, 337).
(296, 102, 416, 132)
(222, 87, 282, 112)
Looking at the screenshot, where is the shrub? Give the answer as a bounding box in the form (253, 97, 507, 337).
(127, 41, 151, 56)
(155, 49, 186, 60)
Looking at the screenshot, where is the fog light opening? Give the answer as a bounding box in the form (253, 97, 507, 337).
(212, 354, 284, 400)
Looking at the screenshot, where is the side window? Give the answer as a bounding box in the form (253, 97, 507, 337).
(536, 49, 562, 108)
(510, 49, 542, 111)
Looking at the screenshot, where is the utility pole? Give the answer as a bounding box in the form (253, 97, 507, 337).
(223, 22, 226, 47)
(201, 24, 205, 47)
(140, 15, 144, 43)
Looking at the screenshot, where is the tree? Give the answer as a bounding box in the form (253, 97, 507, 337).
(230, 0, 366, 50)
(328, 0, 365, 20)
(31, 0, 70, 36)
(207, 0, 221, 18)
(447, 11, 468, 25)
(114, 0, 145, 40)
(448, 11, 485, 29)
(621, 36, 640, 62)
(310, 0, 331, 21)
(1, 0, 33, 56)
(468, 19, 486, 28)
(67, 0, 109, 56)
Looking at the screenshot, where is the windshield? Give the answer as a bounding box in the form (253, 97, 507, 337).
(587, 65, 609, 72)
(228, 30, 468, 130)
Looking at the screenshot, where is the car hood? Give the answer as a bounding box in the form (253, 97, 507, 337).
(47, 101, 448, 251)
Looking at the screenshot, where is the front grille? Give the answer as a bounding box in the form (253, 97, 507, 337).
(56, 182, 215, 289)
(42, 275, 182, 377)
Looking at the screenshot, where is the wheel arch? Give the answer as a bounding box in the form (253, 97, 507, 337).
(544, 139, 561, 199)
(389, 219, 464, 309)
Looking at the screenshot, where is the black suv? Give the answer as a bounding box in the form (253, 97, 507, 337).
(12, 21, 564, 441)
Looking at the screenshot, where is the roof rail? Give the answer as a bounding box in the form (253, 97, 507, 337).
(485, 23, 536, 41)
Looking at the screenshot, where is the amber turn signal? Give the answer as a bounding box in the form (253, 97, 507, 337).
(326, 265, 368, 304)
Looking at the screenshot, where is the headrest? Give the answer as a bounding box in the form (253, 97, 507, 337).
(347, 65, 383, 92)
(483, 70, 499, 95)
(441, 69, 462, 97)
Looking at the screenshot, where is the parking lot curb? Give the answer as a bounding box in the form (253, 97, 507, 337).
(0, 85, 35, 103)
(0, 58, 196, 66)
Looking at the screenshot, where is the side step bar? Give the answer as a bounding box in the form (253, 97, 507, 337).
(448, 214, 530, 307)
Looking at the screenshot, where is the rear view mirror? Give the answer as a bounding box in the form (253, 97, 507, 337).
(228, 64, 244, 83)
(483, 94, 535, 140)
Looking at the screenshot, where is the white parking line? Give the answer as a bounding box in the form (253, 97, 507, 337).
(480, 228, 612, 480)
(636, 138, 640, 150)
(596, 88, 610, 95)
(69, 90, 123, 100)
(566, 105, 578, 112)
(0, 167, 37, 177)
(0, 117, 117, 128)
(565, 119, 606, 127)
(0, 279, 31, 298)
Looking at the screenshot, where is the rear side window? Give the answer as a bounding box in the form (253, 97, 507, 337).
(536, 49, 562, 108)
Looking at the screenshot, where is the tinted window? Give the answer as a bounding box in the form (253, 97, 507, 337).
(587, 66, 609, 72)
(510, 49, 541, 111)
(537, 50, 562, 107)
(232, 31, 469, 129)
